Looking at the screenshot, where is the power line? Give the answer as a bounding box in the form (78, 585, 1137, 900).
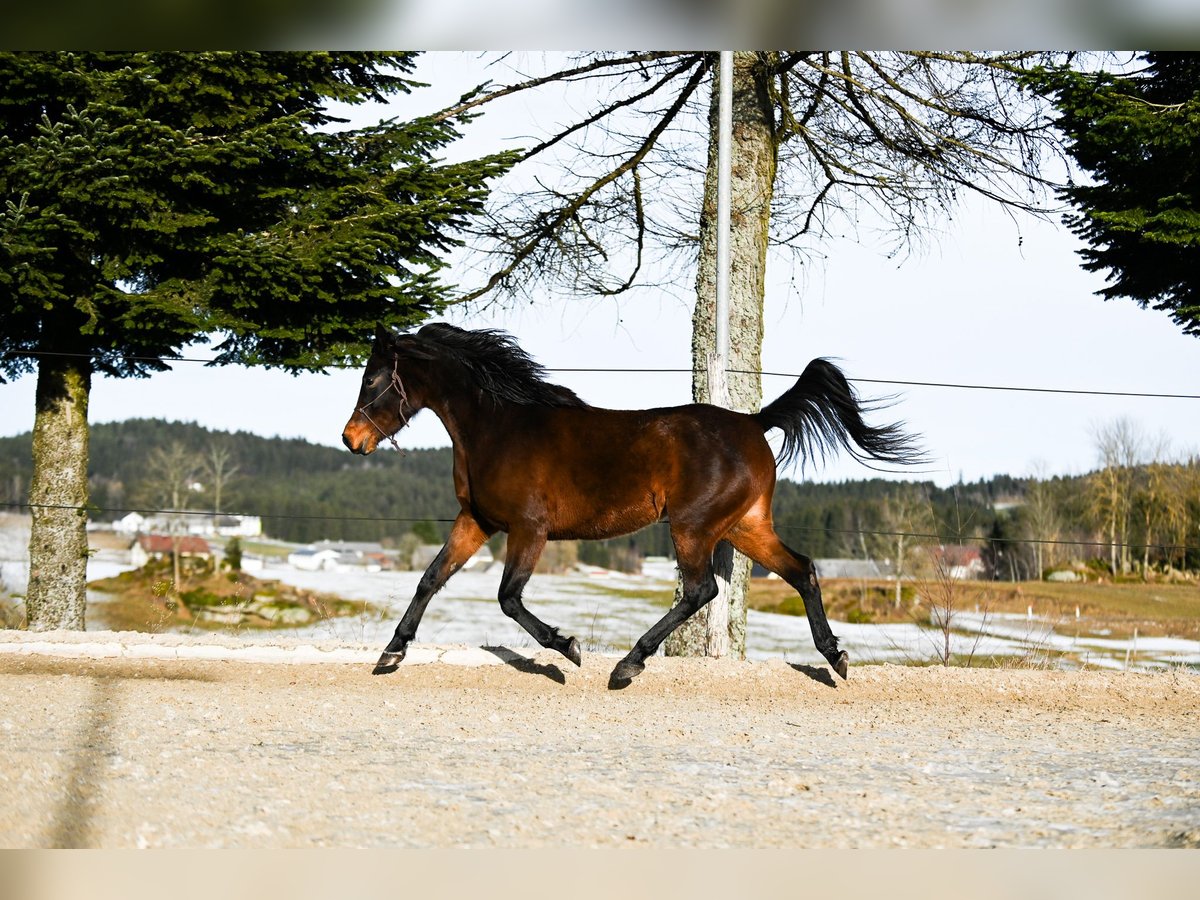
(530, 368, 1200, 401)
(840, 376, 1200, 401)
(5, 500, 1199, 556)
(6, 348, 1199, 401)
(6, 349, 235, 366)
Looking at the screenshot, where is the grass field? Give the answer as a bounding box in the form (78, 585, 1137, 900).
(569, 572, 1199, 644)
(747, 577, 1200, 641)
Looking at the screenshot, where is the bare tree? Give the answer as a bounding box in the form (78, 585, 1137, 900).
(202, 440, 240, 530)
(426, 50, 1070, 656)
(1088, 417, 1144, 576)
(917, 542, 987, 667)
(871, 483, 934, 608)
(1024, 460, 1063, 579)
(1164, 457, 1200, 573)
(1138, 433, 1165, 577)
(447, 52, 1066, 303)
(143, 442, 202, 592)
(882, 535, 993, 668)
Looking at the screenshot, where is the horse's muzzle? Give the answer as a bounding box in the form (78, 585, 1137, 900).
(341, 423, 376, 455)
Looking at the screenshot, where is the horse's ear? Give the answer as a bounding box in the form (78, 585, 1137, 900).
(374, 324, 395, 347)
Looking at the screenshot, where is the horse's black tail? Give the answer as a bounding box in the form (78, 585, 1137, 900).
(753, 358, 926, 472)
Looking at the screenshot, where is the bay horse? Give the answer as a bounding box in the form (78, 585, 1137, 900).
(342, 322, 922, 685)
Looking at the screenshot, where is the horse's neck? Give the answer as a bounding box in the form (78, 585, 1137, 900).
(422, 380, 489, 451)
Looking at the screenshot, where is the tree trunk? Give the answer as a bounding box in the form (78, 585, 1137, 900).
(1109, 504, 1119, 577)
(26, 356, 92, 630)
(170, 481, 183, 592)
(1142, 505, 1153, 580)
(171, 532, 183, 594)
(666, 52, 777, 659)
(1120, 491, 1131, 574)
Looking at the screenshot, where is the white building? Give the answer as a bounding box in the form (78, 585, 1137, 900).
(111, 512, 261, 539)
(112, 512, 147, 535)
(130, 534, 213, 568)
(410, 543, 494, 572)
(286, 547, 343, 571)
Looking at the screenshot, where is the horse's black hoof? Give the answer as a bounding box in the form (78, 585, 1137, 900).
(608, 658, 644, 689)
(372, 650, 405, 675)
(830, 650, 849, 680)
(563, 636, 582, 667)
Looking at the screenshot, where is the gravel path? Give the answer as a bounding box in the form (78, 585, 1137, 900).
(0, 636, 1197, 849)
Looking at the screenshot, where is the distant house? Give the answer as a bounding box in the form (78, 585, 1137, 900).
(286, 547, 343, 571)
(815, 559, 894, 580)
(131, 534, 213, 568)
(309, 540, 386, 557)
(750, 550, 985, 581)
(932, 545, 986, 580)
(364, 552, 396, 572)
(113, 512, 146, 535)
(411, 543, 494, 573)
(203, 515, 263, 538)
(751, 558, 894, 580)
(111, 512, 261, 539)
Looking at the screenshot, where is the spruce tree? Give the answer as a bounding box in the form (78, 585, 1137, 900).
(0, 51, 515, 628)
(1027, 52, 1200, 337)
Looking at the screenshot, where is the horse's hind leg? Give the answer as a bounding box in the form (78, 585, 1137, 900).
(729, 521, 849, 679)
(374, 512, 491, 674)
(610, 534, 719, 686)
(496, 529, 582, 666)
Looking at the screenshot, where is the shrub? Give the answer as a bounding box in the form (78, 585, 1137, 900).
(225, 537, 243, 572)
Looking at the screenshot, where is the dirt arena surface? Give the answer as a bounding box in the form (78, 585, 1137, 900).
(0, 642, 1197, 850)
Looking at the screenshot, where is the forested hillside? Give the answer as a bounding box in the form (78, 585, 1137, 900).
(0, 419, 458, 545)
(2, 418, 1197, 577)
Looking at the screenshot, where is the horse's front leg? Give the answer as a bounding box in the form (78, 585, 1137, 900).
(497, 529, 582, 667)
(374, 513, 491, 674)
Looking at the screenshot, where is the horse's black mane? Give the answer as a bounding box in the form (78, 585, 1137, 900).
(416, 323, 588, 408)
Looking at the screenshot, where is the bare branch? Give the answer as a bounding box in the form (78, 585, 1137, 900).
(446, 49, 1072, 304)
(769, 50, 1068, 252)
(516, 55, 703, 163)
(430, 51, 688, 125)
(453, 61, 710, 304)
(591, 164, 645, 296)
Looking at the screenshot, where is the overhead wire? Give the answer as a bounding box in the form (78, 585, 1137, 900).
(5, 348, 1199, 401)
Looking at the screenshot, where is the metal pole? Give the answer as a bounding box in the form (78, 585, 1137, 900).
(714, 50, 733, 386)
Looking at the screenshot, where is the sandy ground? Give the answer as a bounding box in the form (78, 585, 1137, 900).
(0, 633, 1198, 851)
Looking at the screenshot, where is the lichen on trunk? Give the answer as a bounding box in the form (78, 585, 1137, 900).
(26, 356, 92, 630)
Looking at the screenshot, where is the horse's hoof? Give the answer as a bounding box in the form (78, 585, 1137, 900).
(608, 658, 644, 689)
(373, 650, 405, 675)
(831, 650, 849, 680)
(563, 636, 582, 667)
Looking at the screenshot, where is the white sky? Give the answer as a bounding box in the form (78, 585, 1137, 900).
(2, 52, 1198, 488)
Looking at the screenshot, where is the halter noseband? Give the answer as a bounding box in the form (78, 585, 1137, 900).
(356, 358, 409, 452)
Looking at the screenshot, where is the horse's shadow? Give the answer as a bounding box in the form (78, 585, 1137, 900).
(483, 646, 566, 685)
(788, 663, 838, 688)
(475, 649, 838, 690)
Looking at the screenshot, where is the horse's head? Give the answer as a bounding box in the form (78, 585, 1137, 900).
(341, 325, 425, 455)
